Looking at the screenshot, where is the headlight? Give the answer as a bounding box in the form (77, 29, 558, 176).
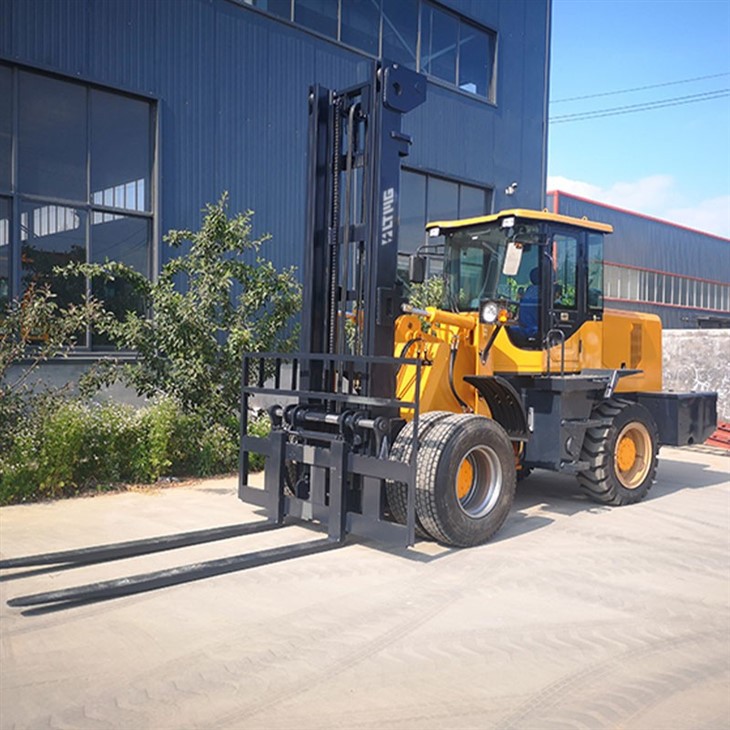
(480, 301, 499, 324)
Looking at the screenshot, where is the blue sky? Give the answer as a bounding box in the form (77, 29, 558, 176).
(548, 0, 730, 238)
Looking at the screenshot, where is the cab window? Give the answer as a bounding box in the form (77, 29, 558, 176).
(552, 233, 578, 309)
(587, 233, 604, 309)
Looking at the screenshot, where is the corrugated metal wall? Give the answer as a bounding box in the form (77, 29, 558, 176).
(1, 0, 550, 275)
(550, 191, 730, 328)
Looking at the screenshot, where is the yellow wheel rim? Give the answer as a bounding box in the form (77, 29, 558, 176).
(456, 459, 474, 500)
(614, 422, 652, 489)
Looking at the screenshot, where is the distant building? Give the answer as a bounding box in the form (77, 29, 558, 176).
(1, 0, 551, 353)
(547, 191, 730, 329)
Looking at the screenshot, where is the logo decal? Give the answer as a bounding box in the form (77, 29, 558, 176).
(381, 188, 395, 246)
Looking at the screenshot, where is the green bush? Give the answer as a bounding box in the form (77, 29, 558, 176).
(0, 397, 246, 505)
(246, 411, 271, 472)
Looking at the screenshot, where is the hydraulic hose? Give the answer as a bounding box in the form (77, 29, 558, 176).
(449, 338, 471, 413)
(399, 337, 423, 359)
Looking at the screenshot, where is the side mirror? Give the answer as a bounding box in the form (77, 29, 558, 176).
(502, 242, 524, 276)
(408, 254, 426, 284)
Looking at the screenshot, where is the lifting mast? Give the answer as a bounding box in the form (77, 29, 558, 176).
(239, 62, 427, 543)
(303, 63, 426, 396)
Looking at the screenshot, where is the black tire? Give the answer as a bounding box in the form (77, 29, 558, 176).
(387, 411, 453, 538)
(578, 399, 659, 506)
(415, 414, 517, 547)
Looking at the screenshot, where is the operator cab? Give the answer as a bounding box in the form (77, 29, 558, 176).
(421, 209, 613, 349)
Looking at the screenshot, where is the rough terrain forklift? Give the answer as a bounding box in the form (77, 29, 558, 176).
(2, 63, 716, 611)
(237, 62, 716, 549)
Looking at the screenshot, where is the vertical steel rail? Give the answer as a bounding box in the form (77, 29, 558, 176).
(238, 354, 250, 500)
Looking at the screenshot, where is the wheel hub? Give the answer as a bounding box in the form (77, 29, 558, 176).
(614, 422, 652, 489)
(456, 459, 474, 499)
(454, 446, 503, 518)
(616, 435, 637, 472)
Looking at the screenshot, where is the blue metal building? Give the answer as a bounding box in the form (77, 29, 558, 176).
(1, 0, 552, 350)
(548, 191, 730, 329)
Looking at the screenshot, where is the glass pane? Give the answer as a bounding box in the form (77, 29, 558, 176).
(20, 201, 86, 310)
(0, 197, 9, 310)
(628, 269, 639, 301)
(294, 0, 338, 38)
(458, 23, 493, 97)
(247, 0, 292, 19)
(427, 176, 458, 222)
(553, 234, 577, 308)
(91, 89, 151, 212)
(18, 72, 87, 201)
(399, 170, 426, 253)
(0, 65, 11, 192)
(382, 0, 418, 68)
(341, 0, 381, 55)
(91, 213, 150, 348)
(458, 184, 487, 219)
(420, 4, 458, 84)
(587, 233, 603, 309)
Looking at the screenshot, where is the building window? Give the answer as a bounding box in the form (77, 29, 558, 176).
(0, 197, 9, 311)
(91, 89, 151, 213)
(19, 72, 88, 201)
(295, 0, 339, 39)
(604, 263, 730, 314)
(341, 0, 382, 56)
(399, 168, 492, 256)
(244, 0, 292, 20)
(0, 66, 13, 192)
(245, 0, 497, 101)
(458, 22, 494, 97)
(420, 3, 458, 85)
(382, 0, 418, 69)
(0, 62, 155, 350)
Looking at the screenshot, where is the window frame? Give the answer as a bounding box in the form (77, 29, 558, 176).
(0, 61, 158, 351)
(399, 167, 493, 254)
(602, 261, 730, 314)
(242, 0, 498, 102)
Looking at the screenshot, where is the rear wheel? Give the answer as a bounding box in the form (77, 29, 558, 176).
(578, 399, 659, 506)
(415, 414, 516, 547)
(386, 411, 452, 538)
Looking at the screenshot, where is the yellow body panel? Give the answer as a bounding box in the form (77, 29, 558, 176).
(598, 308, 663, 392)
(395, 307, 663, 418)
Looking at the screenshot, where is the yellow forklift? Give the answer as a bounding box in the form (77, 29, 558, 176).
(235, 63, 715, 549)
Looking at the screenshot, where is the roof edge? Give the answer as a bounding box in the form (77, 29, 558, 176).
(426, 207, 613, 233)
(547, 189, 730, 243)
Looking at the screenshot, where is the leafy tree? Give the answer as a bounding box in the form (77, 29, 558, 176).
(408, 276, 445, 311)
(60, 195, 302, 425)
(0, 283, 104, 390)
(0, 284, 106, 457)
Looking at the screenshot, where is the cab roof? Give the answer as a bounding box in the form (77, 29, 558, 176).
(425, 208, 614, 234)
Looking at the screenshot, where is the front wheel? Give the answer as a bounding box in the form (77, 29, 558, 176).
(578, 399, 659, 506)
(386, 411, 453, 538)
(416, 414, 516, 547)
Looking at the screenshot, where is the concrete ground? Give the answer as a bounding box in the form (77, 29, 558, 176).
(1, 446, 729, 730)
